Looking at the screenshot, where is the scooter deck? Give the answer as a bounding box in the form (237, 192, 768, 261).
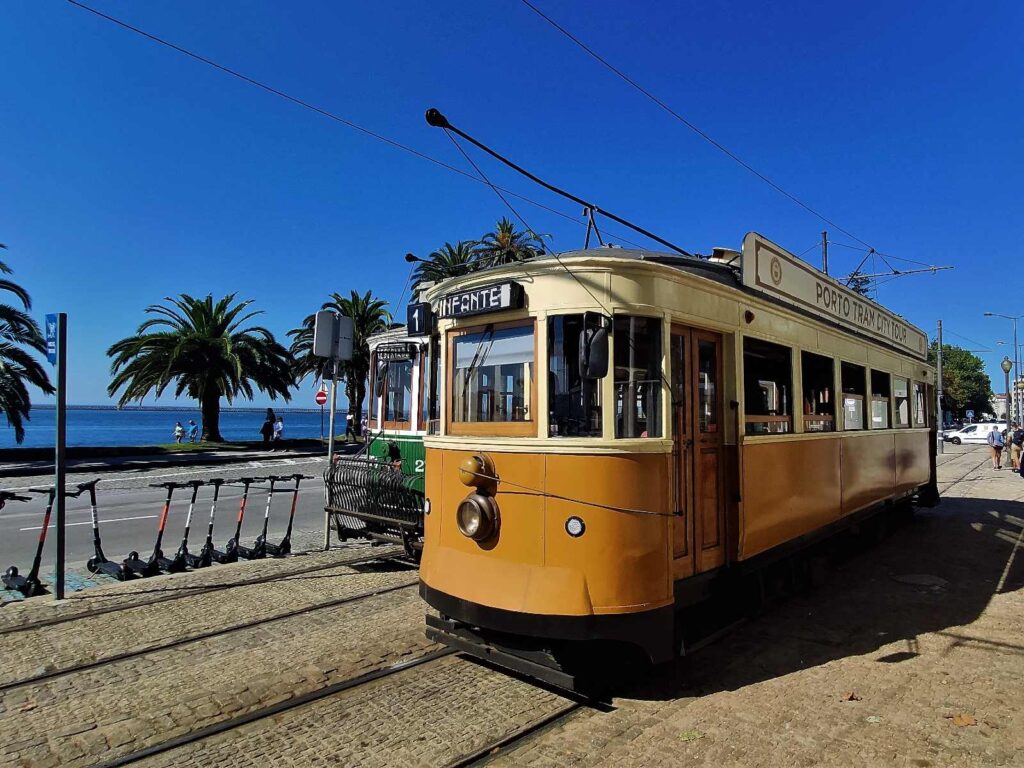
(263, 538, 291, 558)
(122, 556, 155, 578)
(235, 542, 266, 560)
(210, 548, 237, 564)
(90, 559, 131, 581)
(2, 574, 48, 597)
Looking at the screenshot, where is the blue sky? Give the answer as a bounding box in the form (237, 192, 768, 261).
(1, 0, 1021, 408)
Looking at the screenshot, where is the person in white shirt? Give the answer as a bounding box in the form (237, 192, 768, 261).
(987, 427, 1004, 469)
(272, 417, 284, 451)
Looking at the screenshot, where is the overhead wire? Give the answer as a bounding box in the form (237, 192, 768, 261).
(63, 0, 644, 253)
(518, 0, 938, 273)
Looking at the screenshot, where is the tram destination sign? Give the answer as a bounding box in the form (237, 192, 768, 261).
(374, 342, 417, 363)
(741, 233, 928, 360)
(438, 280, 525, 319)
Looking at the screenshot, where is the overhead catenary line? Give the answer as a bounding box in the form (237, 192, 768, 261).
(519, 0, 938, 270)
(63, 0, 646, 251)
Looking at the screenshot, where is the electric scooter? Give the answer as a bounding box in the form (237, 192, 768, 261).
(263, 474, 312, 557)
(236, 477, 273, 560)
(1, 489, 42, 596)
(81, 478, 132, 580)
(170, 480, 205, 571)
(194, 478, 226, 568)
(123, 482, 177, 577)
(212, 477, 256, 564)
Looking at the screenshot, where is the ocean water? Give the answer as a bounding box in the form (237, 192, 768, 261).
(1, 407, 349, 449)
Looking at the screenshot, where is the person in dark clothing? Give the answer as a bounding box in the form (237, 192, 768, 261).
(259, 417, 274, 445)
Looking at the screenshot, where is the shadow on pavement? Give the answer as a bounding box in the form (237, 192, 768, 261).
(632, 496, 1024, 701)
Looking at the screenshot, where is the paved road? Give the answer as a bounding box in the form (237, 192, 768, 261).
(0, 456, 330, 571)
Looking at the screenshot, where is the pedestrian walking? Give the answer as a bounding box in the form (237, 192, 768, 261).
(1010, 423, 1024, 470)
(987, 426, 1004, 469)
(173, 421, 184, 444)
(272, 416, 284, 451)
(259, 416, 274, 446)
(187, 419, 199, 443)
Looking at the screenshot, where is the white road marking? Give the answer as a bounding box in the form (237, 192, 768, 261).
(20, 514, 158, 531)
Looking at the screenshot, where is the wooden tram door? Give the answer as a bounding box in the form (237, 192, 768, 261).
(670, 326, 726, 579)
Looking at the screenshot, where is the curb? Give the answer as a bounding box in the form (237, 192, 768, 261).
(0, 449, 337, 478)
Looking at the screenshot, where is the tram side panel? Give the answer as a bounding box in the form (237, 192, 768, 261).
(840, 432, 897, 516)
(895, 430, 931, 494)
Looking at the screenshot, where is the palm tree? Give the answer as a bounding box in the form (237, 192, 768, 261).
(288, 290, 390, 435)
(474, 217, 548, 268)
(107, 294, 294, 442)
(0, 244, 54, 444)
(412, 241, 479, 285)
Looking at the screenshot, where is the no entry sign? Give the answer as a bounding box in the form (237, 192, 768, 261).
(315, 389, 328, 406)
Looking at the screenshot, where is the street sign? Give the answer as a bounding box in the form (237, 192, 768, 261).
(45, 313, 58, 365)
(315, 389, 328, 406)
(375, 342, 417, 363)
(966, 409, 975, 421)
(312, 311, 354, 361)
(438, 281, 525, 319)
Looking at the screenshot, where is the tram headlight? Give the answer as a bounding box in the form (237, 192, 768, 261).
(456, 493, 500, 542)
(458, 453, 498, 495)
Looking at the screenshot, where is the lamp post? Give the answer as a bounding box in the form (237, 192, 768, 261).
(1001, 356, 1013, 423)
(985, 312, 1022, 423)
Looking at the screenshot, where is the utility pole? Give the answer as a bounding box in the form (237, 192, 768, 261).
(821, 231, 828, 275)
(936, 320, 944, 455)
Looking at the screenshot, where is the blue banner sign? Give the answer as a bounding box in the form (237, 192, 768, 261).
(45, 313, 58, 365)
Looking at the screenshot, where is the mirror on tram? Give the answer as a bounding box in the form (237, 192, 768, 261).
(579, 312, 611, 380)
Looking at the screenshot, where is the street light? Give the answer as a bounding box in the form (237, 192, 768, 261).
(985, 312, 1022, 423)
(1002, 356, 1014, 423)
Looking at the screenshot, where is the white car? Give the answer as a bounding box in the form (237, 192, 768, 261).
(944, 422, 1007, 445)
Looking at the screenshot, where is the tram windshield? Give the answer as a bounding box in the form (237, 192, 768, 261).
(452, 323, 534, 424)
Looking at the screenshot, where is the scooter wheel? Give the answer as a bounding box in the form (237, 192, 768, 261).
(128, 551, 139, 561)
(4, 566, 18, 578)
(87, 557, 98, 572)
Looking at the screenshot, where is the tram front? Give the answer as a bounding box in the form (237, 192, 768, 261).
(419, 252, 684, 689)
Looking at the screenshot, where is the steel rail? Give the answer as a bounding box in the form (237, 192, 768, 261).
(0, 579, 419, 693)
(0, 546, 409, 636)
(94, 648, 458, 768)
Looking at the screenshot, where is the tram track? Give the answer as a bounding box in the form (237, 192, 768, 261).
(0, 578, 419, 693)
(93, 648, 458, 768)
(0, 545, 407, 636)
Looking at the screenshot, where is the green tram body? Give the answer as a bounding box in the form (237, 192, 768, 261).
(324, 326, 432, 556)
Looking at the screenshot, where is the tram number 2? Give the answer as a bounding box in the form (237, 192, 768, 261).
(415, 459, 425, 474)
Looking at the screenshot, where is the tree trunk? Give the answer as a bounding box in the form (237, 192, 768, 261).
(200, 390, 222, 442)
(351, 379, 366, 435)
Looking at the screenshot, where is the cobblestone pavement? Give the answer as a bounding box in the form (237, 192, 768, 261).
(136, 655, 573, 768)
(0, 546, 431, 768)
(487, 447, 1024, 768)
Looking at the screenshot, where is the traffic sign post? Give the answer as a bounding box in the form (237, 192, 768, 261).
(316, 387, 328, 443)
(312, 311, 354, 550)
(46, 313, 67, 600)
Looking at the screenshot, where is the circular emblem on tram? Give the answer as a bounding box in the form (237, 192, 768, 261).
(769, 256, 783, 286)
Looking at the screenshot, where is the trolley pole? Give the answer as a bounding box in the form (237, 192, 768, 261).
(936, 320, 944, 455)
(53, 313, 68, 600)
(821, 231, 828, 275)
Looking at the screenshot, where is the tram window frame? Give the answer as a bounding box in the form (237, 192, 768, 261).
(548, 314, 603, 437)
(841, 362, 867, 430)
(801, 351, 835, 433)
(613, 315, 663, 439)
(743, 337, 793, 436)
(369, 355, 381, 428)
(893, 376, 911, 428)
(870, 369, 891, 429)
(383, 357, 414, 430)
(447, 319, 537, 437)
(913, 381, 928, 426)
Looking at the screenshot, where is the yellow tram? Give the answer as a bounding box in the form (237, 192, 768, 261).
(418, 233, 937, 687)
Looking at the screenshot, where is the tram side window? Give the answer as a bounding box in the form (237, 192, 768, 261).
(452, 323, 534, 425)
(369, 358, 381, 426)
(841, 362, 867, 430)
(914, 381, 928, 426)
(548, 315, 602, 437)
(743, 338, 792, 435)
(893, 376, 911, 427)
(384, 359, 413, 425)
(801, 352, 835, 432)
(614, 316, 662, 438)
(870, 370, 891, 429)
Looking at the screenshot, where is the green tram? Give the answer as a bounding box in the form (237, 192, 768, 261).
(324, 325, 434, 558)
